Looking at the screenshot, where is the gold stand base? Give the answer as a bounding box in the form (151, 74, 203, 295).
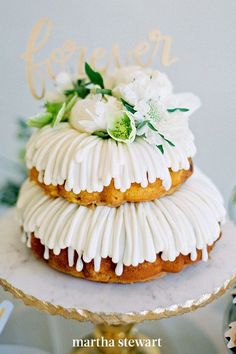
(72, 324, 161, 354)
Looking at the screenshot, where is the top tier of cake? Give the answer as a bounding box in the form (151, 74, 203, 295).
(26, 64, 201, 206)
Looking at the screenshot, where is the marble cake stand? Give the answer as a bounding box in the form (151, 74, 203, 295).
(0, 209, 236, 354)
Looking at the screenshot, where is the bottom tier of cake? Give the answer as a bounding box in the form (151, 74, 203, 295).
(17, 168, 225, 283)
(30, 234, 220, 283)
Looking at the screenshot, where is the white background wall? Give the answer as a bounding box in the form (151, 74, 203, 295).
(1, 0, 236, 202)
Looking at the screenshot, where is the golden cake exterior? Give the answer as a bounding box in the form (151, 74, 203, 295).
(30, 233, 220, 284)
(29, 159, 193, 207)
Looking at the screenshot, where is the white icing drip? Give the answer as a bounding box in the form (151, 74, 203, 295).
(68, 247, 75, 267)
(17, 168, 225, 276)
(115, 262, 124, 276)
(76, 257, 83, 272)
(94, 256, 101, 272)
(53, 246, 61, 255)
(201, 246, 209, 261)
(26, 233, 31, 248)
(190, 249, 197, 261)
(26, 123, 195, 193)
(44, 246, 49, 260)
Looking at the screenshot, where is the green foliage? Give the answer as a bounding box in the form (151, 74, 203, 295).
(27, 94, 78, 129)
(156, 145, 164, 154)
(85, 62, 104, 89)
(44, 101, 63, 114)
(167, 108, 189, 113)
(17, 118, 31, 140)
(0, 181, 21, 206)
(121, 98, 136, 114)
(64, 79, 90, 99)
(0, 119, 29, 207)
(92, 130, 110, 139)
(159, 133, 175, 147)
(27, 112, 53, 128)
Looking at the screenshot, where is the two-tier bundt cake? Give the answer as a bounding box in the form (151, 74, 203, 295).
(17, 64, 225, 283)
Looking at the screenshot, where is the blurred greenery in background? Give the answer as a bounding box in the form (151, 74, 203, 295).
(229, 187, 236, 224)
(0, 119, 31, 206)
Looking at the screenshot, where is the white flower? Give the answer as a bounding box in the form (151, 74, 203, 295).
(55, 72, 74, 92)
(69, 95, 121, 133)
(113, 70, 173, 106)
(135, 98, 167, 123)
(135, 98, 171, 146)
(43, 66, 201, 151)
(45, 72, 74, 103)
(163, 92, 201, 115)
(110, 67, 201, 149)
(106, 66, 150, 88)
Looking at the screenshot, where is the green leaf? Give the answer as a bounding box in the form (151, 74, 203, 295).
(44, 102, 63, 114)
(147, 121, 158, 132)
(136, 119, 158, 132)
(159, 133, 175, 147)
(64, 85, 90, 99)
(51, 95, 77, 127)
(136, 120, 148, 130)
(156, 145, 164, 154)
(27, 112, 53, 128)
(65, 94, 78, 113)
(120, 98, 136, 114)
(51, 102, 66, 127)
(76, 85, 90, 99)
(0, 180, 20, 206)
(92, 130, 110, 139)
(164, 138, 175, 147)
(85, 62, 104, 89)
(64, 89, 75, 96)
(167, 108, 189, 113)
(77, 78, 86, 86)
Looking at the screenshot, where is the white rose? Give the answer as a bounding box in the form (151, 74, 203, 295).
(69, 95, 122, 133)
(106, 66, 149, 88)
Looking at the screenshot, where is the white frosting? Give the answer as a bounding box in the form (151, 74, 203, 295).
(26, 123, 195, 193)
(17, 169, 225, 276)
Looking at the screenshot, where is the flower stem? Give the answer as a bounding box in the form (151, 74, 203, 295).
(96, 88, 112, 96)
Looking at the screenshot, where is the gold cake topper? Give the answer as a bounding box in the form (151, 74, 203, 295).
(22, 18, 178, 99)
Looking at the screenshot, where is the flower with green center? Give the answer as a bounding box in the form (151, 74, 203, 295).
(147, 99, 163, 121)
(107, 111, 136, 143)
(135, 98, 166, 124)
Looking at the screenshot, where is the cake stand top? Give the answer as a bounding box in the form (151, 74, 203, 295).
(0, 209, 236, 325)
